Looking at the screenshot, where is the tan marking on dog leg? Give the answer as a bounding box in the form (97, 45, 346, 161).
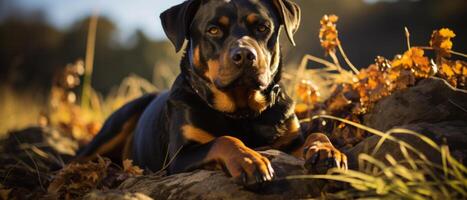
(270, 116, 301, 150)
(94, 114, 139, 161)
(122, 131, 134, 161)
(291, 132, 333, 159)
(206, 136, 273, 180)
(182, 125, 216, 144)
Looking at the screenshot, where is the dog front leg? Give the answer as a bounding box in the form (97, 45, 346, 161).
(168, 136, 275, 186)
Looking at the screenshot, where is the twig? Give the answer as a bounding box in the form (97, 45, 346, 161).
(329, 51, 343, 73)
(156, 145, 184, 174)
(405, 26, 411, 50)
(162, 147, 170, 169)
(448, 99, 467, 114)
(81, 10, 99, 109)
(12, 135, 46, 191)
(417, 46, 467, 58)
(23, 150, 45, 191)
(1, 161, 20, 184)
(292, 54, 341, 99)
(337, 41, 360, 74)
(449, 50, 467, 58)
(302, 54, 340, 70)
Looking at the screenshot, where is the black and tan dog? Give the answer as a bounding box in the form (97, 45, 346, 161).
(78, 0, 347, 186)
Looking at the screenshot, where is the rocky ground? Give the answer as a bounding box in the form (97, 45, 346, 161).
(1, 78, 466, 199)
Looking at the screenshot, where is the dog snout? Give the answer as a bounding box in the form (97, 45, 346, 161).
(230, 47, 257, 67)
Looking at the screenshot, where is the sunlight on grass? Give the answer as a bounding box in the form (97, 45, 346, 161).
(0, 86, 43, 137)
(289, 115, 466, 199)
(285, 16, 466, 199)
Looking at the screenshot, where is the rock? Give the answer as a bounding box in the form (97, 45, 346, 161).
(99, 78, 467, 199)
(347, 121, 467, 169)
(347, 78, 467, 168)
(84, 190, 153, 200)
(363, 78, 467, 131)
(3, 78, 466, 199)
(118, 150, 326, 200)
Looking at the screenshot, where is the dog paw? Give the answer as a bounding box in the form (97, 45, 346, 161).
(227, 149, 275, 188)
(303, 142, 347, 174)
(211, 136, 275, 189)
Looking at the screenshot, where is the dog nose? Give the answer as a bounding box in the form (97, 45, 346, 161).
(230, 48, 256, 67)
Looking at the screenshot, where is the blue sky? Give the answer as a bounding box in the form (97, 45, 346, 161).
(5, 0, 185, 41)
(3, 0, 395, 41)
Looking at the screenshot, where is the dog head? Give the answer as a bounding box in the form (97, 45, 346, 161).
(161, 0, 300, 114)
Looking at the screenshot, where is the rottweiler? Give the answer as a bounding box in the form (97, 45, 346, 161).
(77, 0, 347, 186)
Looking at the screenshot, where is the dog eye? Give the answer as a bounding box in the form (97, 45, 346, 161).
(257, 25, 269, 33)
(207, 26, 221, 36)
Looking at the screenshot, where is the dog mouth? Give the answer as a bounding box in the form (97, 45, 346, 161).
(214, 69, 269, 91)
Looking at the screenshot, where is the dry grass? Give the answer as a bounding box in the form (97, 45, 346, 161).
(1, 11, 465, 200)
(283, 15, 466, 199)
(289, 115, 467, 199)
(0, 86, 44, 137)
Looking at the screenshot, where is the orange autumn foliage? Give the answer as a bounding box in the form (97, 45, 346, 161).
(296, 22, 465, 148)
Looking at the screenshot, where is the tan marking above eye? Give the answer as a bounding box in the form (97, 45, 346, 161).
(219, 16, 229, 26)
(182, 125, 215, 144)
(246, 14, 258, 24)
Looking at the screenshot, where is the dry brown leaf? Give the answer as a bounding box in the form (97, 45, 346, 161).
(430, 28, 456, 57)
(296, 80, 320, 104)
(47, 157, 111, 199)
(123, 159, 144, 176)
(319, 14, 339, 54)
(296, 18, 465, 150)
(437, 59, 467, 89)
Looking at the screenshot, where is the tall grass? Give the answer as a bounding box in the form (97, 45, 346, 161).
(289, 115, 467, 199)
(80, 11, 99, 110)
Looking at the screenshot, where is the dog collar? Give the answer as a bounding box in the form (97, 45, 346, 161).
(184, 68, 281, 120)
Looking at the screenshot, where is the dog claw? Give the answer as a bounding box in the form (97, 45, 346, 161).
(268, 164, 275, 179)
(310, 152, 319, 164)
(304, 145, 348, 175)
(327, 158, 337, 169)
(255, 175, 261, 184)
(240, 172, 247, 184)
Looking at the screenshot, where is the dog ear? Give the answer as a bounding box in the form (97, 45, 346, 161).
(160, 0, 200, 52)
(273, 0, 301, 46)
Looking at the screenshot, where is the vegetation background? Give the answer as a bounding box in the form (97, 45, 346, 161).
(0, 0, 466, 133)
(0, 0, 466, 199)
